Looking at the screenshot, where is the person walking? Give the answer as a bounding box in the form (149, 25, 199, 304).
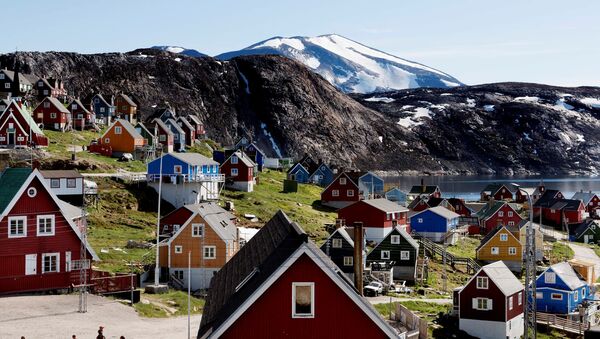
(96, 326, 106, 339)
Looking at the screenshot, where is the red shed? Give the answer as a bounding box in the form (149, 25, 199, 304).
(320, 171, 363, 209)
(197, 211, 402, 339)
(33, 97, 71, 131)
(448, 198, 473, 217)
(457, 261, 524, 338)
(480, 184, 514, 202)
(338, 198, 409, 242)
(221, 151, 255, 192)
(0, 168, 98, 294)
(475, 201, 523, 234)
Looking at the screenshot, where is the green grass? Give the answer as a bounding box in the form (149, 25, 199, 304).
(87, 178, 158, 273)
(134, 290, 205, 318)
(187, 140, 215, 158)
(549, 242, 574, 264)
(445, 236, 480, 260)
(219, 169, 336, 241)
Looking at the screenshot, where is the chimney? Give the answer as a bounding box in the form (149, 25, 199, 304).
(353, 222, 364, 295)
(335, 218, 344, 229)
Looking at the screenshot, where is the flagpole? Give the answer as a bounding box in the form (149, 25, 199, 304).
(154, 153, 163, 286)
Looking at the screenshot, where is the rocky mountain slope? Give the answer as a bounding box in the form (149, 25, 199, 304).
(150, 46, 206, 58)
(2, 50, 600, 175)
(216, 34, 462, 93)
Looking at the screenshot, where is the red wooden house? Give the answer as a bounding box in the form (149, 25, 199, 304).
(0, 101, 48, 148)
(153, 118, 174, 153)
(34, 77, 67, 101)
(33, 97, 71, 131)
(197, 211, 402, 339)
(67, 98, 95, 130)
(448, 198, 473, 217)
(475, 201, 523, 234)
(177, 116, 196, 146)
(187, 114, 205, 139)
(338, 198, 409, 242)
(536, 198, 585, 227)
(0, 168, 98, 294)
(221, 151, 255, 192)
(457, 261, 524, 338)
(320, 171, 364, 209)
(571, 190, 600, 213)
(158, 205, 194, 237)
(408, 196, 454, 213)
(514, 182, 546, 203)
(114, 93, 138, 123)
(480, 183, 514, 201)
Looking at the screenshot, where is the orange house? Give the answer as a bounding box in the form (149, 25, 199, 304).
(98, 119, 145, 153)
(114, 93, 138, 123)
(158, 202, 239, 290)
(476, 225, 522, 273)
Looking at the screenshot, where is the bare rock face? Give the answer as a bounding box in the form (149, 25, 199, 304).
(3, 51, 600, 175)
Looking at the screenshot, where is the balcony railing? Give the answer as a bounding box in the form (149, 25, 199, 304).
(146, 173, 225, 183)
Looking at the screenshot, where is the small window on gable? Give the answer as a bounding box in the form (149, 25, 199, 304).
(391, 235, 400, 244)
(339, 177, 346, 185)
(27, 187, 37, 198)
(115, 126, 122, 134)
(343, 256, 353, 266)
(574, 290, 579, 302)
(400, 251, 410, 260)
(231, 156, 238, 164)
(545, 272, 556, 284)
(508, 211, 513, 217)
(104, 138, 110, 144)
(332, 238, 342, 248)
(417, 218, 423, 223)
(174, 245, 183, 254)
(476, 276, 488, 289)
(192, 223, 204, 237)
(498, 211, 504, 217)
(509, 247, 517, 255)
(500, 234, 508, 241)
(292, 282, 314, 318)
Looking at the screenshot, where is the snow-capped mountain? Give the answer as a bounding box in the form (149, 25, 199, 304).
(216, 34, 463, 93)
(151, 46, 206, 58)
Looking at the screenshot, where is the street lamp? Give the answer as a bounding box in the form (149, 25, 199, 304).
(512, 183, 536, 339)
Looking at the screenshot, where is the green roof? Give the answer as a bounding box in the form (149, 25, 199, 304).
(475, 201, 506, 219)
(0, 168, 32, 214)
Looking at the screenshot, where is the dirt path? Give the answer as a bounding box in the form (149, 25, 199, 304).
(0, 294, 201, 339)
(368, 296, 452, 305)
(567, 242, 600, 274)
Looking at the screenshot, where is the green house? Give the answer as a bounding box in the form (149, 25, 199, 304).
(570, 219, 600, 244)
(366, 226, 419, 281)
(135, 122, 157, 147)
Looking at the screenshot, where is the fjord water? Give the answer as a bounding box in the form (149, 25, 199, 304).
(386, 175, 600, 201)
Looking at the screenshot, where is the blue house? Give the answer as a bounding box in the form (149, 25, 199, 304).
(287, 163, 311, 183)
(164, 118, 186, 152)
(243, 142, 265, 171)
(309, 163, 334, 187)
(385, 187, 408, 206)
(535, 262, 591, 314)
(409, 206, 460, 244)
(91, 94, 115, 125)
(148, 152, 220, 180)
(357, 172, 385, 198)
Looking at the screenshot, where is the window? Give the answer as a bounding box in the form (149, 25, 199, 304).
(159, 134, 166, 142)
(37, 215, 55, 236)
(551, 293, 563, 300)
(343, 256, 353, 266)
(43, 89, 48, 95)
(115, 126, 122, 134)
(94, 98, 99, 103)
(498, 211, 504, 217)
(231, 156, 238, 164)
(583, 288, 586, 298)
(508, 211, 513, 217)
(51, 179, 61, 190)
(381, 250, 390, 260)
(104, 138, 110, 144)
(72, 103, 78, 109)
(174, 165, 182, 174)
(42, 253, 59, 273)
(292, 282, 314, 318)
(545, 272, 556, 284)
(174, 270, 184, 280)
(0, 73, 3, 79)
(476, 276, 489, 289)
(551, 209, 555, 214)
(509, 247, 517, 255)
(122, 106, 127, 111)
(518, 292, 523, 305)
(4, 83, 10, 89)
(574, 291, 579, 302)
(27, 187, 37, 197)
(50, 112, 56, 119)
(347, 190, 354, 197)
(491, 247, 499, 255)
(174, 245, 183, 254)
(500, 234, 508, 241)
(8, 216, 27, 238)
(39, 81, 44, 87)
(100, 107, 105, 113)
(400, 251, 410, 260)
(340, 177, 346, 185)
(173, 224, 180, 232)
(231, 168, 238, 176)
(203, 246, 216, 259)
(192, 223, 204, 237)
(417, 218, 423, 223)
(509, 296, 513, 310)
(332, 189, 339, 197)
(332, 238, 342, 248)
(536, 292, 543, 299)
(67, 178, 76, 188)
(508, 221, 515, 226)
(472, 298, 492, 310)
(391, 235, 400, 244)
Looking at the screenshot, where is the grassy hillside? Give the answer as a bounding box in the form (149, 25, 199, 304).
(220, 169, 336, 241)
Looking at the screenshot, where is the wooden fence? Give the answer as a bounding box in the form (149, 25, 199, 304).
(414, 235, 481, 274)
(536, 312, 589, 335)
(393, 303, 428, 339)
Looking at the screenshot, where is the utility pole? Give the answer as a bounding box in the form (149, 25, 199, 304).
(154, 154, 164, 286)
(78, 193, 88, 313)
(515, 185, 536, 339)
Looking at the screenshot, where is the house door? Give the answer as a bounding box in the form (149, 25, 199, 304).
(25, 254, 37, 275)
(584, 235, 590, 244)
(8, 132, 14, 145)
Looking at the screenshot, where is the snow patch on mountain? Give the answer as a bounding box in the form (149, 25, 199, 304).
(217, 34, 463, 93)
(151, 46, 206, 58)
(580, 97, 600, 108)
(397, 107, 432, 128)
(365, 97, 395, 103)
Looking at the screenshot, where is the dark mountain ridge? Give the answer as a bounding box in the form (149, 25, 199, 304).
(1, 50, 599, 175)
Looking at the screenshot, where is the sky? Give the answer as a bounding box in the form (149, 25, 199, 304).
(5, 0, 600, 86)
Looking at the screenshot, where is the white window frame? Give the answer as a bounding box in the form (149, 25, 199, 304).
(498, 211, 504, 217)
(292, 282, 315, 318)
(400, 250, 410, 260)
(8, 216, 27, 238)
(332, 189, 339, 197)
(536, 292, 543, 299)
(339, 177, 346, 185)
(509, 296, 513, 310)
(473, 297, 492, 310)
(491, 247, 499, 255)
(231, 168, 238, 176)
(50, 112, 56, 119)
(27, 187, 37, 198)
(551, 293, 563, 300)
(509, 247, 517, 255)
(67, 178, 77, 188)
(174, 245, 183, 254)
(42, 252, 60, 273)
(500, 234, 508, 241)
(508, 211, 514, 217)
(332, 238, 342, 248)
(417, 218, 423, 223)
(192, 223, 204, 237)
(343, 256, 353, 266)
(115, 126, 122, 134)
(545, 272, 556, 284)
(347, 189, 354, 197)
(476, 276, 489, 289)
(104, 138, 110, 144)
(574, 290, 579, 302)
(174, 165, 182, 174)
(203, 246, 216, 259)
(231, 156, 238, 164)
(518, 292, 523, 305)
(391, 235, 400, 244)
(51, 178, 60, 188)
(381, 250, 390, 260)
(508, 221, 515, 226)
(37, 214, 55, 236)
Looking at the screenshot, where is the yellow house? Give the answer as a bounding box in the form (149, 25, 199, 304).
(158, 202, 239, 290)
(476, 225, 523, 273)
(510, 220, 544, 261)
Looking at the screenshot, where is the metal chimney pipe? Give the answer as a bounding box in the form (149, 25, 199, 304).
(353, 222, 364, 295)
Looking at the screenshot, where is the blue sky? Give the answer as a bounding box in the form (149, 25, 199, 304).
(7, 0, 599, 86)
